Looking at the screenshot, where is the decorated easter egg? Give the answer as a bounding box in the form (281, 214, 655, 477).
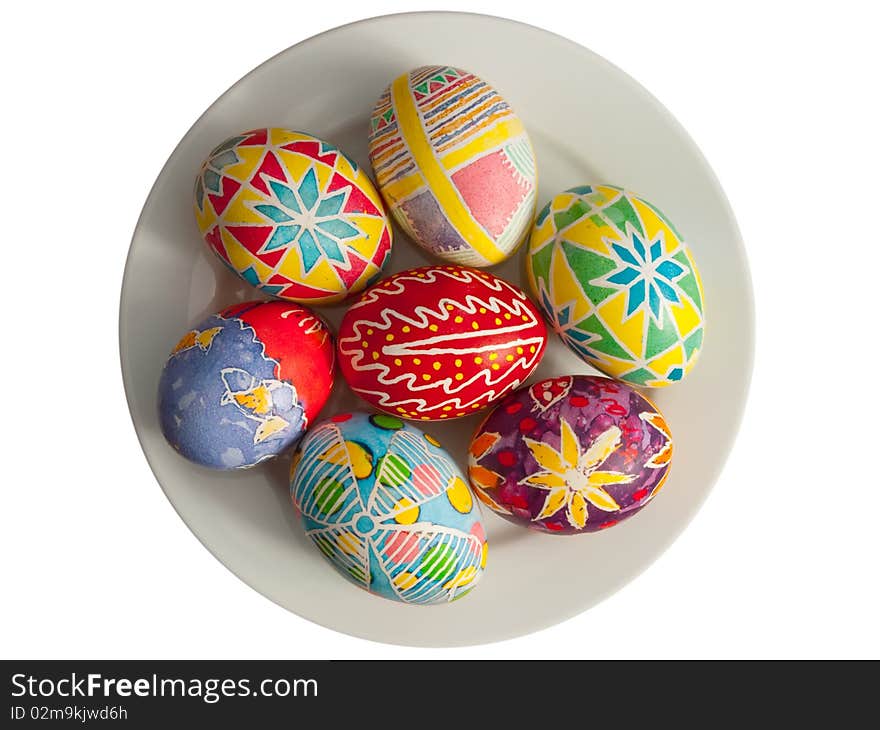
(468, 375, 672, 534)
(194, 128, 392, 305)
(527, 185, 705, 387)
(368, 66, 537, 266)
(158, 300, 335, 469)
(337, 266, 547, 420)
(291, 412, 487, 604)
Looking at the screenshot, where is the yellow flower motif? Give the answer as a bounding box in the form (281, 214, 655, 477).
(523, 420, 635, 529)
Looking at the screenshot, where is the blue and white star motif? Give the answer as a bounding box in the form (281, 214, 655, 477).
(251, 168, 362, 275)
(596, 225, 688, 326)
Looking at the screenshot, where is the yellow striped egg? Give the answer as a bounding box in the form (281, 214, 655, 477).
(368, 66, 537, 267)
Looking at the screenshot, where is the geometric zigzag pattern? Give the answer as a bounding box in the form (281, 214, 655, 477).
(526, 185, 705, 387)
(194, 128, 392, 305)
(368, 66, 536, 267)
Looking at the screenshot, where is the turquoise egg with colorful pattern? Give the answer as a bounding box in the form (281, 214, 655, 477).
(290, 412, 487, 604)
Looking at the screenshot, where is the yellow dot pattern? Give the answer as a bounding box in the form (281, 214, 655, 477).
(342, 265, 548, 424)
(345, 441, 373, 479)
(447, 476, 473, 514)
(394, 498, 419, 524)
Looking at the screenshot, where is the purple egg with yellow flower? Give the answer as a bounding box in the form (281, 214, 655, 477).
(467, 375, 672, 534)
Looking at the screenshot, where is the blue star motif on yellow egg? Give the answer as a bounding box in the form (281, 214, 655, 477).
(537, 285, 601, 359)
(597, 225, 688, 325)
(253, 169, 363, 274)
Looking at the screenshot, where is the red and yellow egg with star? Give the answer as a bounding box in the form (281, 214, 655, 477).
(194, 128, 392, 305)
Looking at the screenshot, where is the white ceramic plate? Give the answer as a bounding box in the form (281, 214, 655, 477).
(120, 12, 753, 646)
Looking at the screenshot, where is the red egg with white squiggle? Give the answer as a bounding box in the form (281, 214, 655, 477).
(337, 266, 547, 420)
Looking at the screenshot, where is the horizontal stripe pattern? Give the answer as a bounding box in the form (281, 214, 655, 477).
(369, 85, 417, 188)
(414, 67, 517, 154)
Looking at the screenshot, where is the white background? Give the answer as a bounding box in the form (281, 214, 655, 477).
(2, 0, 878, 659)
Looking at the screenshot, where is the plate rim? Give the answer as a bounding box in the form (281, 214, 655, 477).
(119, 10, 755, 647)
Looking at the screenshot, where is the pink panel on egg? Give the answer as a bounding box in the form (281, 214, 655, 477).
(451, 150, 530, 238)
